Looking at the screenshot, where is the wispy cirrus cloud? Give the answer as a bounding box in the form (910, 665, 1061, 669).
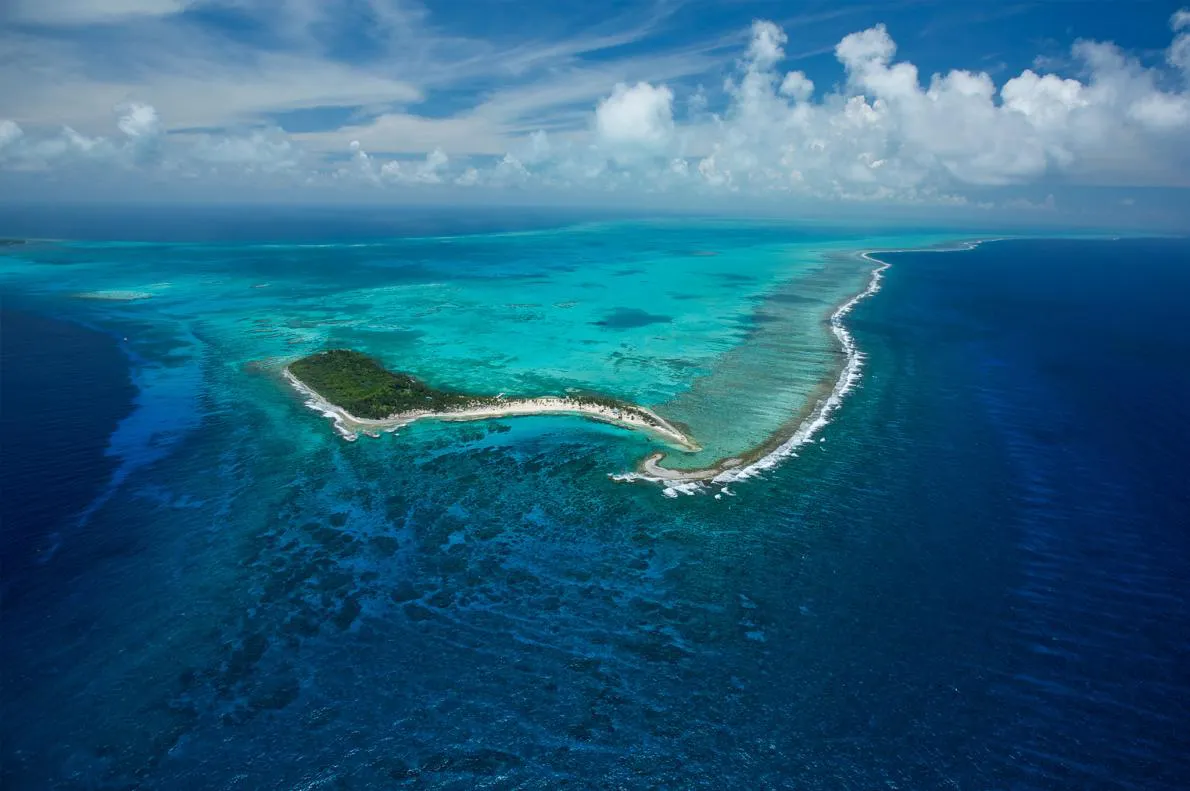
(1, 0, 1189, 225)
(0, 0, 702, 145)
(0, 0, 188, 24)
(0, 3, 425, 132)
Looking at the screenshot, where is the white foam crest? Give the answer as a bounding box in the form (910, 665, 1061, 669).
(710, 255, 889, 485)
(663, 481, 702, 498)
(619, 239, 997, 496)
(284, 368, 360, 441)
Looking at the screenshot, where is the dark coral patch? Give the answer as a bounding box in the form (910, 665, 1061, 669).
(593, 308, 672, 329)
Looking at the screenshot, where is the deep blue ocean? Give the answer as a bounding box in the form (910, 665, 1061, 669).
(1, 214, 1188, 789)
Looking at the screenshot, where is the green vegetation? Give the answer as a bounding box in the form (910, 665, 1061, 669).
(289, 349, 482, 419)
(288, 349, 681, 440)
(566, 391, 663, 427)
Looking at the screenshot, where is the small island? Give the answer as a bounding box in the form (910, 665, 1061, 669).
(285, 349, 700, 451)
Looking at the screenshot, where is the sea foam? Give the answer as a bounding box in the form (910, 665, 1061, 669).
(620, 240, 993, 496)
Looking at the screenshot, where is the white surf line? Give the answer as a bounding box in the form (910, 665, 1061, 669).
(619, 238, 1000, 497)
(284, 368, 363, 441)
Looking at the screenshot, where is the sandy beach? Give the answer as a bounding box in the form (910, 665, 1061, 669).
(285, 241, 991, 490)
(283, 368, 700, 451)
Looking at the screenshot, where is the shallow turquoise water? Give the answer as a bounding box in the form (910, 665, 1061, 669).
(0, 221, 953, 471)
(6, 217, 1186, 790)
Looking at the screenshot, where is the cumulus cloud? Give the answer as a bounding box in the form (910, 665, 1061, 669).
(1167, 9, 1190, 80)
(455, 167, 480, 187)
(0, 120, 115, 170)
(116, 103, 161, 140)
(765, 17, 1190, 192)
(3, 9, 1190, 207)
(379, 148, 450, 184)
(0, 102, 304, 178)
(345, 141, 455, 186)
(779, 71, 814, 102)
(0, 120, 23, 150)
(565, 10, 1190, 199)
(191, 128, 301, 172)
(746, 20, 788, 70)
(116, 102, 163, 163)
(594, 82, 675, 153)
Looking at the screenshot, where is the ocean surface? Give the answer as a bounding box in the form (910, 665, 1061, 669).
(1, 213, 1188, 789)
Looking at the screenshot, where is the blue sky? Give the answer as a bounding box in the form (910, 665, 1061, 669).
(1, 0, 1188, 227)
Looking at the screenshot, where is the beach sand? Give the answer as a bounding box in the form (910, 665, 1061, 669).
(284, 240, 992, 491)
(283, 368, 700, 452)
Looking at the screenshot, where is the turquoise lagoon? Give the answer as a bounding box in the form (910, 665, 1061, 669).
(5, 215, 1190, 789)
(0, 221, 957, 479)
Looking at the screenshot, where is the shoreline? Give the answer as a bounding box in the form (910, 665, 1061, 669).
(623, 238, 996, 494)
(283, 368, 701, 452)
(283, 237, 994, 494)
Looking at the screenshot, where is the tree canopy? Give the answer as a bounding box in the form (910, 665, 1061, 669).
(289, 350, 476, 419)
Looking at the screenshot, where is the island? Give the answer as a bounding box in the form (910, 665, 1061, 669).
(285, 349, 700, 451)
